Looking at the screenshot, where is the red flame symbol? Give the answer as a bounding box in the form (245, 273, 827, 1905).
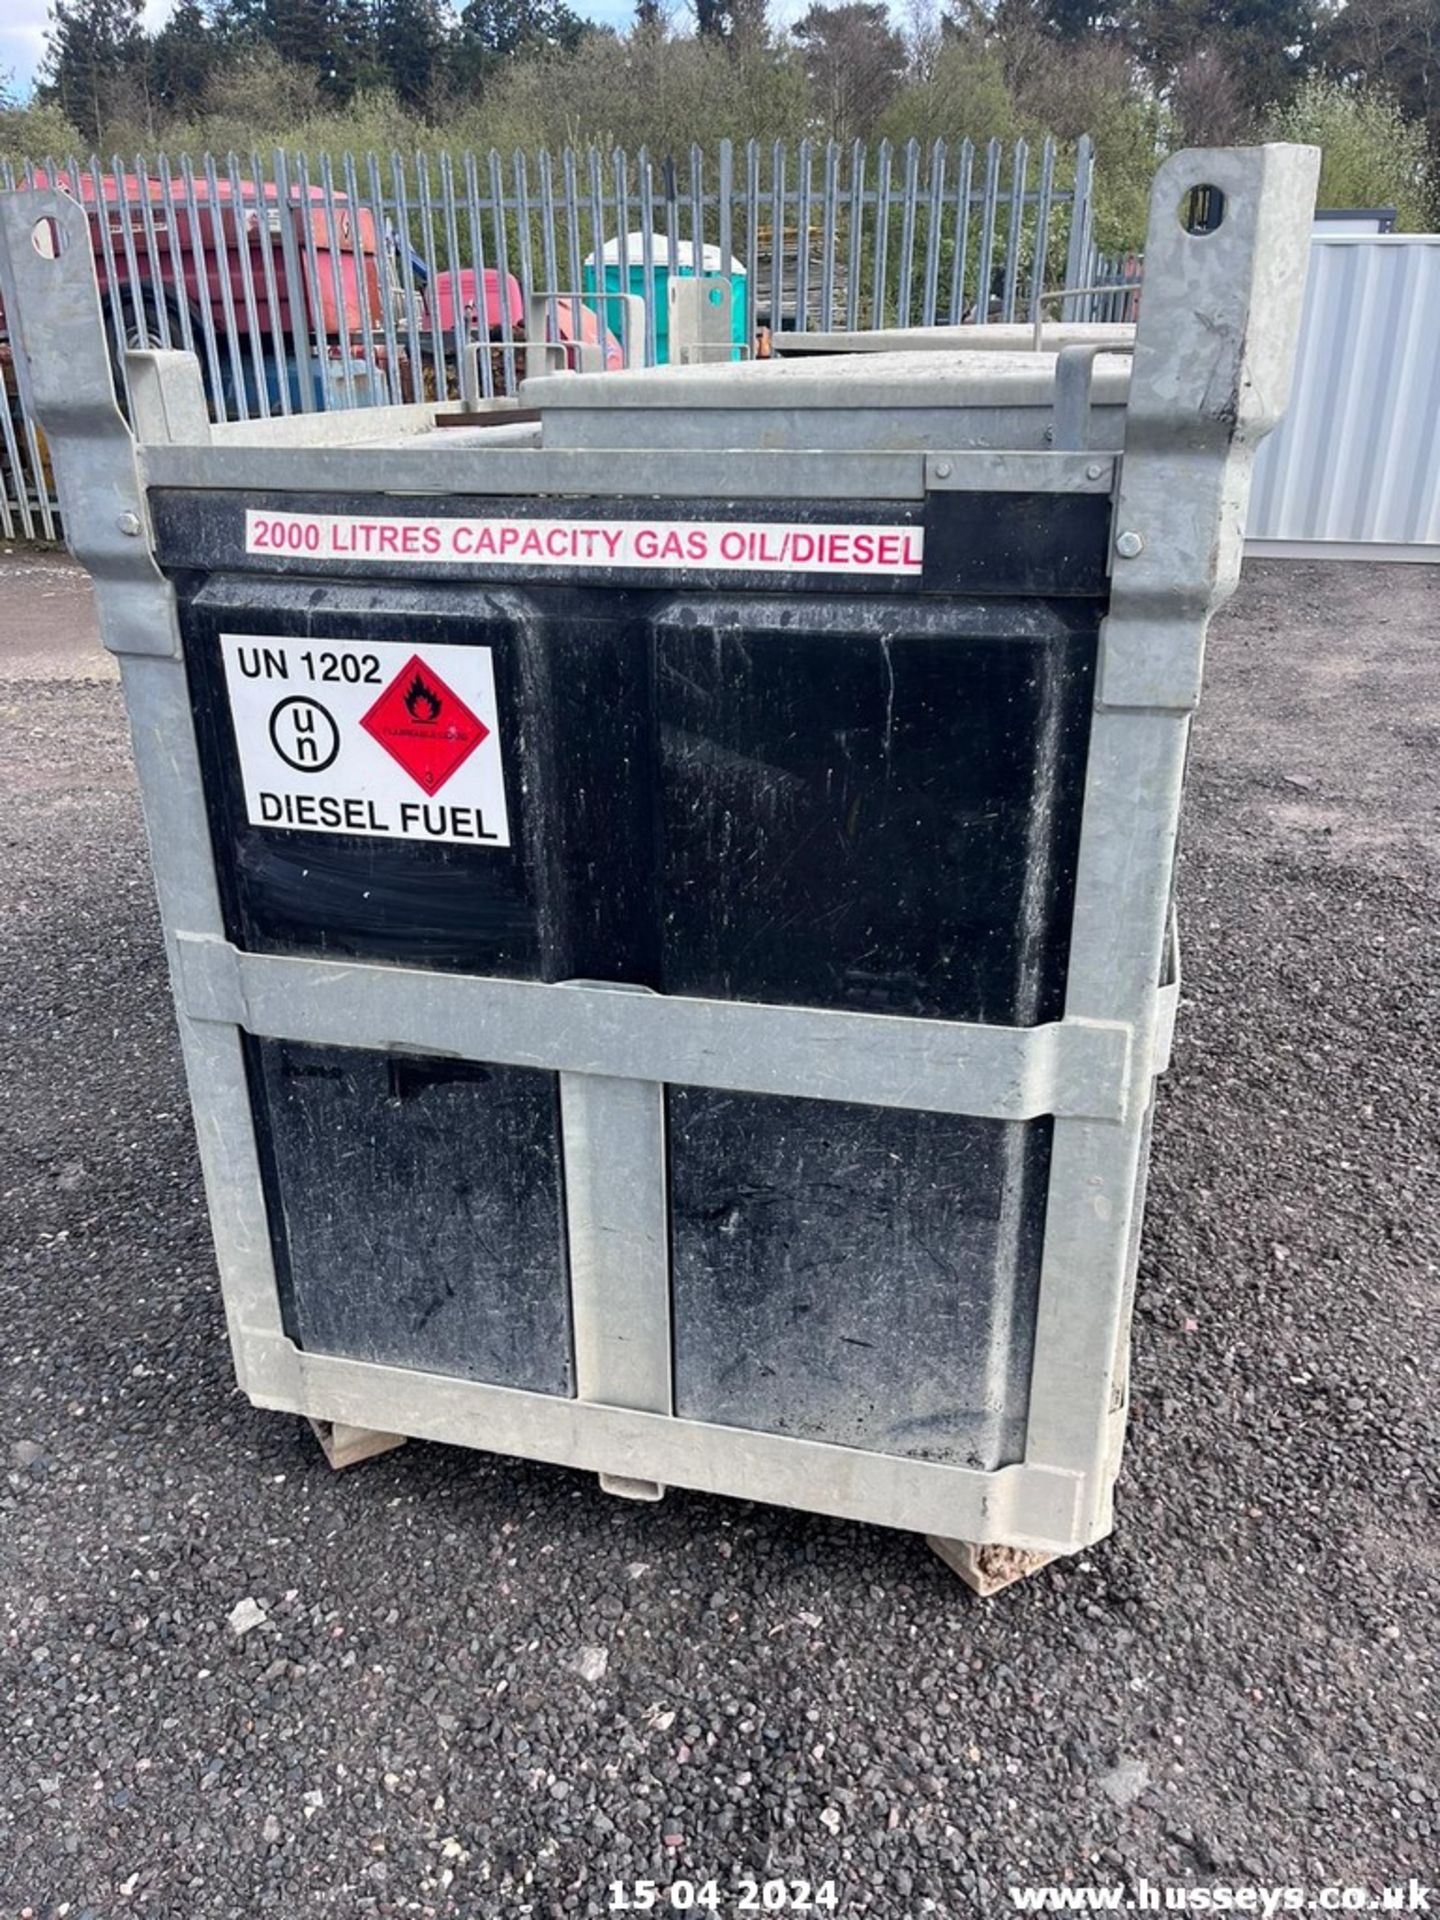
(403, 671, 443, 723)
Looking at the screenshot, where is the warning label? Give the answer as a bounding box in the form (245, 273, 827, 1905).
(219, 633, 511, 848)
(245, 508, 925, 577)
(360, 655, 489, 795)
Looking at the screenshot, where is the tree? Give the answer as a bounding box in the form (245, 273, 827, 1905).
(457, 0, 585, 62)
(879, 23, 1018, 141)
(902, 0, 944, 80)
(328, 0, 381, 98)
(1125, 0, 1317, 118)
(475, 23, 808, 149)
(150, 0, 220, 119)
(1318, 0, 1440, 154)
(1168, 45, 1249, 144)
(448, 0, 585, 90)
(192, 37, 324, 128)
(693, 0, 768, 42)
(375, 0, 450, 109)
(955, 0, 1128, 41)
(42, 0, 148, 147)
(989, 25, 1166, 247)
(216, 0, 332, 70)
(206, 0, 376, 103)
(792, 2, 907, 139)
(0, 75, 85, 165)
(1267, 73, 1437, 227)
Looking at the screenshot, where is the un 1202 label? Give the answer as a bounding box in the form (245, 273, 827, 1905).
(244, 508, 924, 576)
(219, 633, 511, 848)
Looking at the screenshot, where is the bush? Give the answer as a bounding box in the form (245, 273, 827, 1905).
(1267, 76, 1436, 231)
(0, 98, 86, 169)
(1008, 32, 1170, 255)
(876, 35, 1017, 148)
(473, 30, 812, 154)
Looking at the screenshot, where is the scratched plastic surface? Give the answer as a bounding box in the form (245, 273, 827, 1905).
(655, 595, 1095, 1025)
(249, 1041, 572, 1393)
(168, 492, 1104, 1437)
(670, 1090, 1051, 1468)
(182, 585, 1094, 1025)
(182, 575, 659, 983)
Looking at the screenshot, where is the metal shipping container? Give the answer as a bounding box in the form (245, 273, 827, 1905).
(0, 144, 1317, 1594)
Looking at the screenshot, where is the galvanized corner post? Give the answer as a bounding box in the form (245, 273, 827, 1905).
(0, 186, 300, 1411)
(1015, 145, 1319, 1554)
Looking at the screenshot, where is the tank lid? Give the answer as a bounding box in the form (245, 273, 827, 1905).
(521, 348, 1133, 412)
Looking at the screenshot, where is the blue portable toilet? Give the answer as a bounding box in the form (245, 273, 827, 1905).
(584, 233, 747, 365)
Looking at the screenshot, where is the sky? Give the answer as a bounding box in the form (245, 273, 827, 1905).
(4, 0, 175, 96)
(2, 0, 809, 98)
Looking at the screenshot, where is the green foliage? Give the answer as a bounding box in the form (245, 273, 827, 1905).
(164, 52, 455, 159)
(990, 27, 1167, 252)
(5, 0, 1436, 256)
(1267, 74, 1438, 229)
(150, 0, 222, 118)
(1124, 0, 1316, 120)
(1317, 0, 1440, 158)
(376, 0, 452, 108)
(456, 0, 587, 70)
(475, 29, 811, 151)
(791, 4, 907, 142)
(128, 17, 814, 162)
(157, 41, 323, 152)
(42, 0, 149, 147)
(877, 35, 1017, 146)
(1081, 86, 1168, 254)
(0, 95, 86, 166)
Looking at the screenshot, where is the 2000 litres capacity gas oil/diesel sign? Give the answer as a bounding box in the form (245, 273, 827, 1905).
(219, 633, 511, 848)
(244, 509, 925, 576)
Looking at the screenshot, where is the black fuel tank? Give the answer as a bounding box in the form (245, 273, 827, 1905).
(159, 490, 1103, 1463)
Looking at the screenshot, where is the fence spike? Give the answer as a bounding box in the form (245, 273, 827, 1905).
(2, 134, 1098, 528)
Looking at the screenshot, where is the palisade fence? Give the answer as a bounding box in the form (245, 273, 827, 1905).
(1076, 244, 1142, 322)
(0, 133, 1101, 540)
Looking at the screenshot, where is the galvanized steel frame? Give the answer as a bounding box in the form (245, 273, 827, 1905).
(0, 143, 1317, 1558)
(137, 440, 1120, 500)
(1027, 145, 1318, 1528)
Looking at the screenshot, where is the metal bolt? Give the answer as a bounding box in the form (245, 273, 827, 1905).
(1085, 462, 1105, 481)
(1115, 529, 1145, 558)
(116, 511, 143, 537)
(933, 459, 953, 480)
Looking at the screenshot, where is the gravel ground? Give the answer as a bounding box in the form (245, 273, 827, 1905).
(1, 555, 1436, 1918)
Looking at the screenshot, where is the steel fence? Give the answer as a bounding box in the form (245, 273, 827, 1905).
(0, 134, 1096, 540)
(1074, 244, 1143, 322)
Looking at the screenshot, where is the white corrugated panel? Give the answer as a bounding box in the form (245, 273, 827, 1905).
(1248, 236, 1440, 556)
